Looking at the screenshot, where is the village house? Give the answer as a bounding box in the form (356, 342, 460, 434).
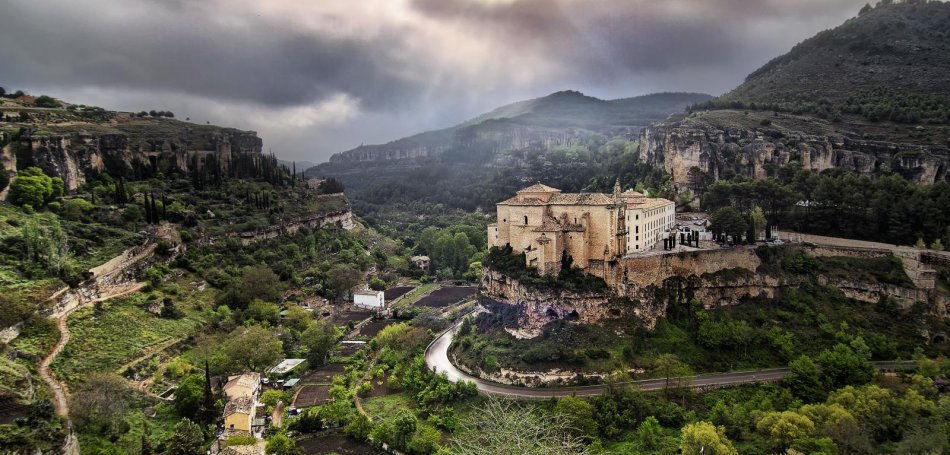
(410, 255, 431, 272)
(223, 396, 256, 433)
(223, 372, 261, 402)
(221, 372, 262, 435)
(488, 182, 676, 275)
(353, 289, 385, 310)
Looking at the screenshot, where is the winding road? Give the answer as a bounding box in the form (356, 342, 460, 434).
(425, 322, 915, 399)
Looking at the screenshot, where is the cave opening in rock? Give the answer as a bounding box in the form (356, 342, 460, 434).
(545, 308, 558, 319)
(565, 310, 579, 321)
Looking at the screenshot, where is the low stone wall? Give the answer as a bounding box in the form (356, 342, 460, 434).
(48, 243, 158, 317)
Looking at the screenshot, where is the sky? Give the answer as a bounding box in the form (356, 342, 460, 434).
(0, 0, 870, 164)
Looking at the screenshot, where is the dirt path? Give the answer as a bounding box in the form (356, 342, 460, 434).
(38, 314, 71, 417)
(37, 310, 80, 455)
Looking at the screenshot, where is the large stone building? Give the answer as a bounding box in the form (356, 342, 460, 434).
(488, 182, 676, 275)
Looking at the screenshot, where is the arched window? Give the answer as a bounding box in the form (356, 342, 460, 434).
(524, 215, 528, 225)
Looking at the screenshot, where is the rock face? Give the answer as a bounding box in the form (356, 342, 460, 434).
(481, 245, 945, 338)
(15, 128, 262, 192)
(638, 112, 950, 202)
(479, 269, 620, 338)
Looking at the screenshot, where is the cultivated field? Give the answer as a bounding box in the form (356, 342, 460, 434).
(416, 286, 476, 308)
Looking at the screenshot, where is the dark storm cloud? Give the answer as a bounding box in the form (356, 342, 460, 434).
(0, 0, 422, 109)
(0, 0, 870, 161)
(410, 0, 866, 88)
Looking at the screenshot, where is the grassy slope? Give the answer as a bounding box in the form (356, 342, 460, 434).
(51, 274, 213, 385)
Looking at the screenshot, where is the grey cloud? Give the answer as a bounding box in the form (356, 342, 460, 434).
(1, 0, 871, 162)
(0, 0, 423, 109)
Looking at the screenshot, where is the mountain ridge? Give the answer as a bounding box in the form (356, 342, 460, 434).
(323, 91, 712, 165)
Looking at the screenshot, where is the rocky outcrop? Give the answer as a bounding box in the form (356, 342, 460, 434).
(638, 114, 950, 203)
(484, 245, 945, 338)
(220, 208, 355, 246)
(7, 126, 262, 193)
(479, 269, 621, 338)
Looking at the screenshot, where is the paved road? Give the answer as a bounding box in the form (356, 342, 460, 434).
(425, 322, 915, 399)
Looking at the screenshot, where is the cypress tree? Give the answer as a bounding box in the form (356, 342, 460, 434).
(202, 357, 214, 424)
(141, 419, 151, 455)
(143, 194, 152, 224)
(150, 193, 158, 223)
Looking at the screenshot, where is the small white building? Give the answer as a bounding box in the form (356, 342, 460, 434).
(353, 290, 385, 310)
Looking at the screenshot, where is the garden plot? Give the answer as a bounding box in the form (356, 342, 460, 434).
(328, 310, 371, 327)
(292, 385, 331, 408)
(416, 286, 476, 308)
(383, 286, 414, 302)
(296, 432, 384, 454)
(357, 319, 398, 338)
(300, 363, 346, 384)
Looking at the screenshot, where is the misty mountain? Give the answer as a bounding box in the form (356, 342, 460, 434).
(306, 90, 707, 234)
(639, 1, 950, 201)
(321, 91, 710, 165)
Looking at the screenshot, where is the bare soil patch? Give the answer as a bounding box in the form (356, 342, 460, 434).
(357, 319, 398, 338)
(329, 311, 371, 326)
(384, 286, 414, 301)
(297, 432, 384, 454)
(300, 363, 346, 384)
(416, 286, 476, 308)
(293, 385, 331, 408)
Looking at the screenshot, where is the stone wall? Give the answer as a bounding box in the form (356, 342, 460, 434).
(217, 209, 355, 246)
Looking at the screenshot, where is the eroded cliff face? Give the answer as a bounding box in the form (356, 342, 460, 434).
(639, 111, 950, 202)
(482, 246, 944, 338)
(4, 126, 262, 193)
(479, 269, 622, 338)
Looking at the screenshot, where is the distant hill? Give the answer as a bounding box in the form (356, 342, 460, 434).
(308, 91, 709, 231)
(716, 1, 950, 124)
(324, 91, 711, 164)
(640, 1, 950, 203)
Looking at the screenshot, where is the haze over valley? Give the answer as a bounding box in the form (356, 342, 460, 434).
(2, 1, 950, 455)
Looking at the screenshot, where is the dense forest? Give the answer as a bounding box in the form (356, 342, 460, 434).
(700, 168, 950, 247)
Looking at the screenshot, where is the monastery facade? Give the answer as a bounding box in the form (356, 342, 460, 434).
(488, 182, 676, 276)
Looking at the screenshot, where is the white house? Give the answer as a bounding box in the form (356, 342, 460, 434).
(353, 290, 385, 310)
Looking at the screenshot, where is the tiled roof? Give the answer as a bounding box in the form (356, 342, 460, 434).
(224, 373, 260, 401)
(219, 444, 264, 455)
(549, 193, 614, 205)
(517, 183, 560, 193)
(497, 196, 546, 205)
(224, 397, 255, 416)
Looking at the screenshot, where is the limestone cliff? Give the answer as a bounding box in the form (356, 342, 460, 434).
(639, 110, 950, 202)
(481, 245, 946, 338)
(0, 115, 263, 193)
